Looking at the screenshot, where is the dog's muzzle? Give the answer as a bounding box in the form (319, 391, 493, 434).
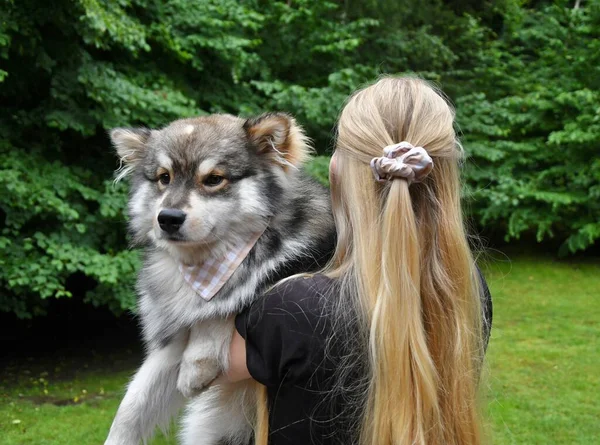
(158, 209, 187, 235)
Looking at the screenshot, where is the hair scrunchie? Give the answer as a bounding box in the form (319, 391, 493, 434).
(370, 141, 434, 184)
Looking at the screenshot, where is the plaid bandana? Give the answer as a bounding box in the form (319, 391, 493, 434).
(179, 229, 266, 301)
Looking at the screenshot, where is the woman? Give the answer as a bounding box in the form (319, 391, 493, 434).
(225, 76, 492, 445)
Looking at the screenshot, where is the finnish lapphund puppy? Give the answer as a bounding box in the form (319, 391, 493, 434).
(105, 113, 335, 445)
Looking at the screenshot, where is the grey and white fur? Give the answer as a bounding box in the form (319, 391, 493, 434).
(104, 113, 335, 444)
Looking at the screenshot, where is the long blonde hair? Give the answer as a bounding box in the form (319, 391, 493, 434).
(256, 76, 485, 444)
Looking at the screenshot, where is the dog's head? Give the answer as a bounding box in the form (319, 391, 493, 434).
(111, 113, 310, 261)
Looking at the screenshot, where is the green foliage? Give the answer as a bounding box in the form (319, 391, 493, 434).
(0, 147, 139, 318)
(0, 0, 376, 317)
(1, 0, 598, 317)
(457, 2, 600, 255)
(304, 156, 331, 187)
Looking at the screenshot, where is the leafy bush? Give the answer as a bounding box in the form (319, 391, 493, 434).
(1, 0, 598, 317)
(0, 0, 375, 317)
(457, 2, 600, 255)
(305, 156, 331, 187)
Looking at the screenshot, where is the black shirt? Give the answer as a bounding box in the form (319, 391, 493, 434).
(235, 273, 493, 445)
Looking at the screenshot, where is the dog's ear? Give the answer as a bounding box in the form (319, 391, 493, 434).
(110, 127, 151, 164)
(110, 128, 151, 180)
(244, 113, 311, 170)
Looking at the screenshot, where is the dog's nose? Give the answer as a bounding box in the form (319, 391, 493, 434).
(157, 209, 187, 234)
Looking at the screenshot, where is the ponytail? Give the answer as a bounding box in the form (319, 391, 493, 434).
(362, 180, 441, 444)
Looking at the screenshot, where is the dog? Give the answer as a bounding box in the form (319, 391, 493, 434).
(104, 112, 335, 444)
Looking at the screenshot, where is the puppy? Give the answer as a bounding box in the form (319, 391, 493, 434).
(105, 113, 335, 444)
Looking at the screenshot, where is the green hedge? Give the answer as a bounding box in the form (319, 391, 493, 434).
(1, 0, 598, 317)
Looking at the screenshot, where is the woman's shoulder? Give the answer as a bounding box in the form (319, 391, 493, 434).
(236, 274, 335, 341)
(235, 274, 337, 386)
(258, 274, 335, 312)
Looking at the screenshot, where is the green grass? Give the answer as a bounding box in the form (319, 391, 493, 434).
(483, 255, 599, 444)
(0, 353, 176, 444)
(1, 255, 598, 444)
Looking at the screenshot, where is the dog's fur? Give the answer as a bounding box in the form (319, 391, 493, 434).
(104, 113, 335, 444)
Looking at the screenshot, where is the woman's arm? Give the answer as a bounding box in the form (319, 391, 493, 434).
(220, 328, 252, 383)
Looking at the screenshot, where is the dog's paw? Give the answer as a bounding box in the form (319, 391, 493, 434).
(177, 358, 220, 398)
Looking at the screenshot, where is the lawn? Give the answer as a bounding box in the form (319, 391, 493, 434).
(1, 255, 598, 444)
(0, 353, 176, 445)
(482, 255, 599, 444)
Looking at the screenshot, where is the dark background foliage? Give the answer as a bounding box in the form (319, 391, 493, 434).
(1, 0, 598, 318)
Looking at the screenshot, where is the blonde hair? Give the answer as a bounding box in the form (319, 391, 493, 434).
(256, 76, 485, 445)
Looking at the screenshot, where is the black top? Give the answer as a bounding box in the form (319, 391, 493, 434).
(235, 273, 493, 445)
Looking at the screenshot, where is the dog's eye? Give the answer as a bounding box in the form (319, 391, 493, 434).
(159, 172, 171, 185)
(204, 174, 224, 187)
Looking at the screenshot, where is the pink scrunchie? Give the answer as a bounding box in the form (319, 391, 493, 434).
(370, 141, 434, 184)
